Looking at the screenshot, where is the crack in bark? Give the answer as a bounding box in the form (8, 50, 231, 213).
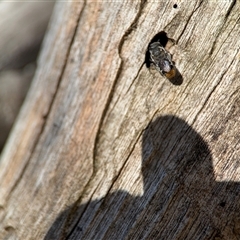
(92, 0, 147, 182)
(225, 0, 236, 19)
(64, 1, 148, 238)
(105, 61, 145, 125)
(102, 129, 144, 201)
(176, 6, 239, 119)
(210, 0, 237, 55)
(210, 18, 239, 59)
(176, 0, 203, 44)
(92, 0, 148, 214)
(125, 61, 145, 95)
(192, 49, 239, 126)
(6, 2, 86, 205)
(91, 0, 147, 201)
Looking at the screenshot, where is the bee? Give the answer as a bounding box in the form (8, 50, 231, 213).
(148, 41, 176, 79)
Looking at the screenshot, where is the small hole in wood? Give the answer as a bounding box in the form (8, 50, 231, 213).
(219, 201, 226, 207)
(173, 4, 178, 8)
(148, 31, 169, 48)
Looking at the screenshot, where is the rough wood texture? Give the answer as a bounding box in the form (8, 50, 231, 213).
(0, 1, 240, 239)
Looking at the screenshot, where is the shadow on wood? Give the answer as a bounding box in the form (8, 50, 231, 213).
(45, 115, 240, 239)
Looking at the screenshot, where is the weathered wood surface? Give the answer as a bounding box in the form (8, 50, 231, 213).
(0, 1, 240, 239)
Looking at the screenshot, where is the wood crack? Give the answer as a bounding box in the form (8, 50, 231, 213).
(91, 0, 147, 196)
(225, 0, 236, 19)
(176, 0, 203, 44)
(210, 0, 237, 55)
(92, 0, 147, 177)
(106, 60, 145, 123)
(192, 49, 239, 126)
(125, 61, 145, 95)
(64, 1, 148, 238)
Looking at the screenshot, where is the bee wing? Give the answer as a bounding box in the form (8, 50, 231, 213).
(157, 45, 173, 64)
(149, 63, 164, 78)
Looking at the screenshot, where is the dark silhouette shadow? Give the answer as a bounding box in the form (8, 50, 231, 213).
(45, 115, 240, 240)
(145, 31, 183, 86)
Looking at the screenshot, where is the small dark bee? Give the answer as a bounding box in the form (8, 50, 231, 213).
(148, 41, 176, 79)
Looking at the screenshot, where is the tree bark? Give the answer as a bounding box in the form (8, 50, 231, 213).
(0, 1, 240, 239)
